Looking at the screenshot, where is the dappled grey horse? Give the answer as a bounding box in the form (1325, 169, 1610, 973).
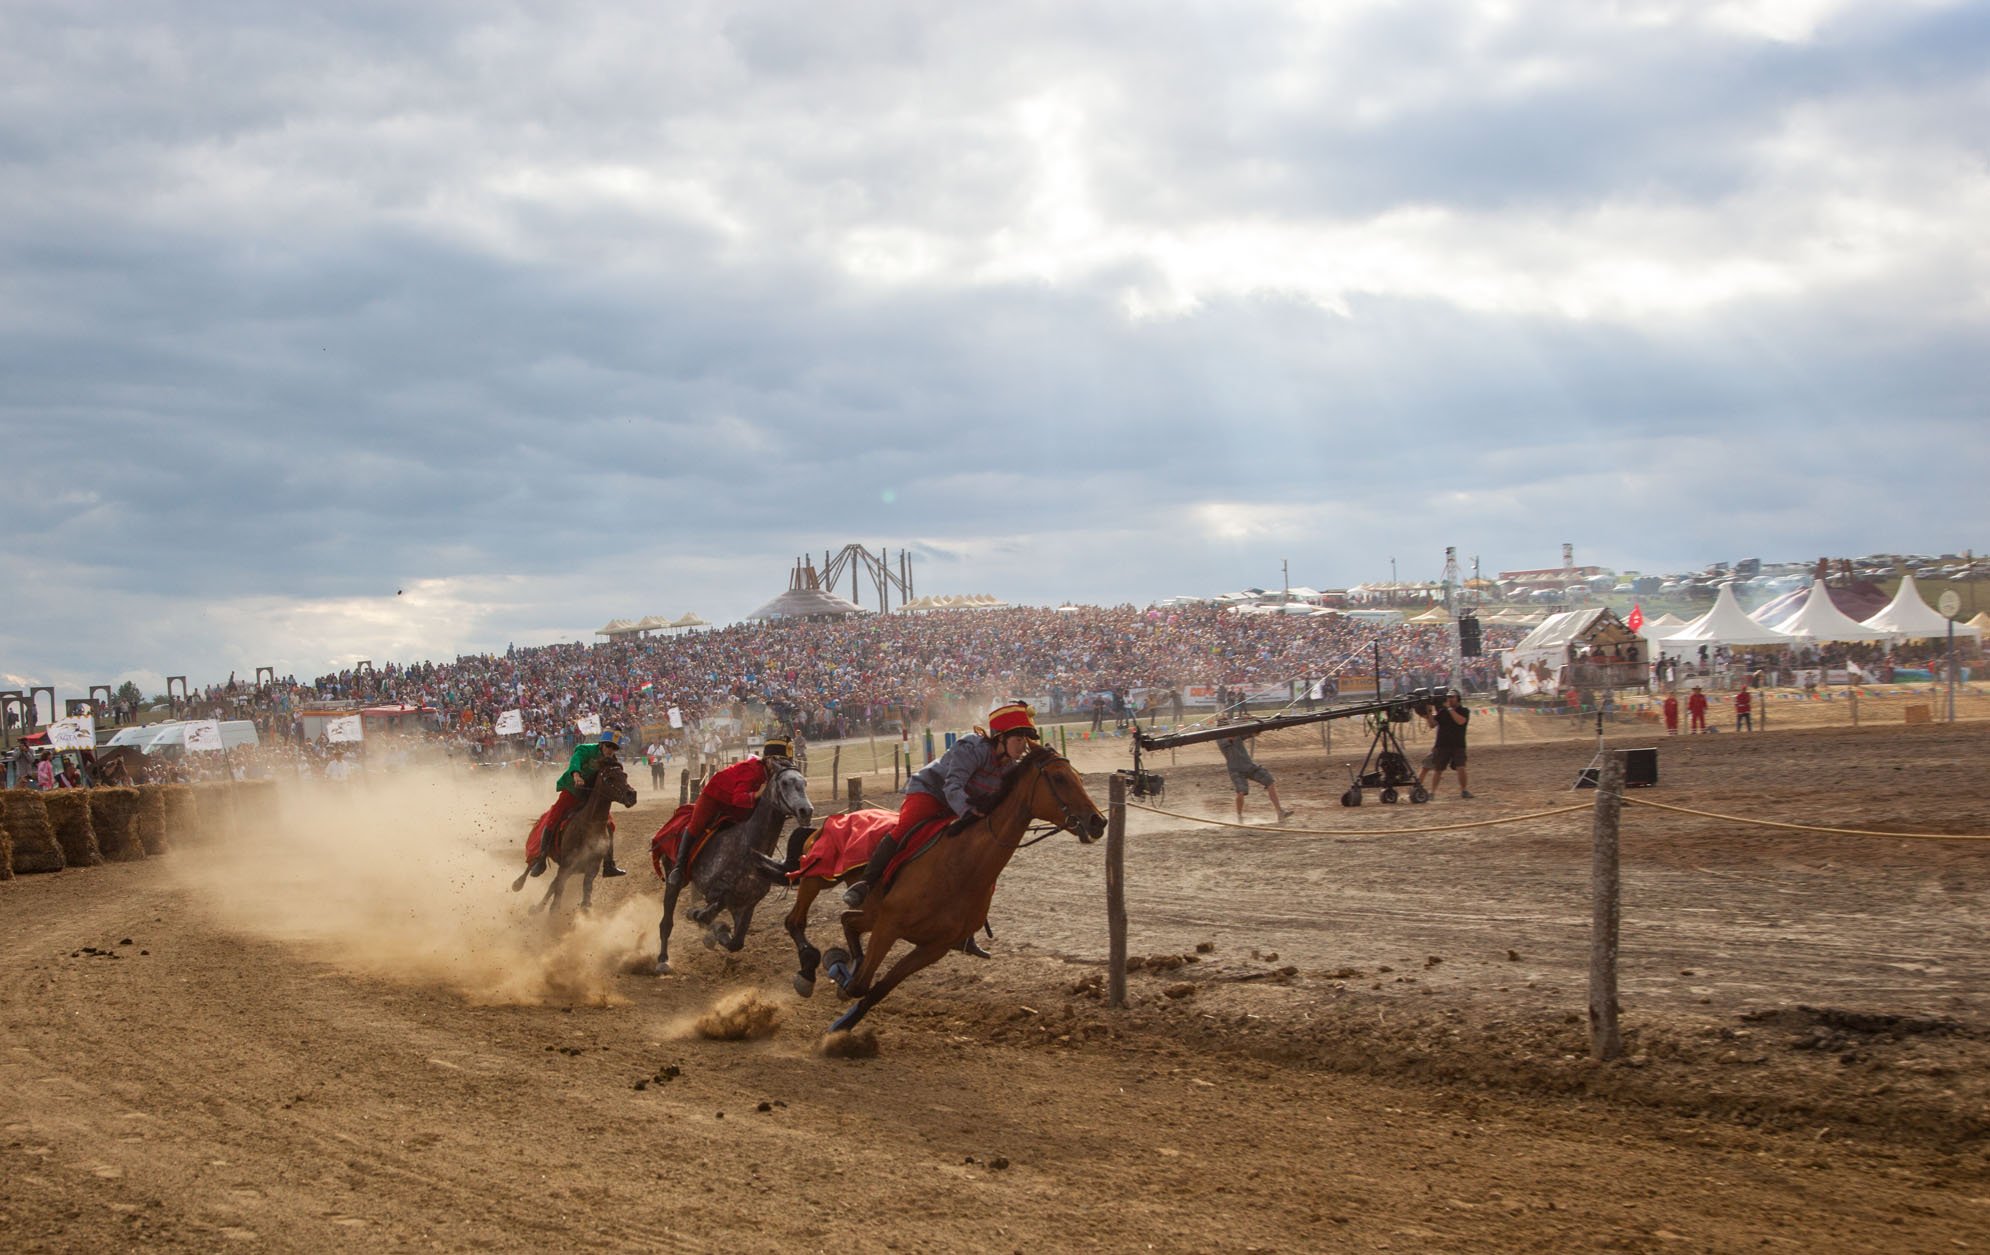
(655, 760, 812, 974)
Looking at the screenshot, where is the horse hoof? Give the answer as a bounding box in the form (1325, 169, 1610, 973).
(793, 974, 816, 999)
(654, 960, 673, 976)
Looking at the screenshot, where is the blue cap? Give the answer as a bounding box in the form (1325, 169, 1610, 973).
(598, 730, 622, 747)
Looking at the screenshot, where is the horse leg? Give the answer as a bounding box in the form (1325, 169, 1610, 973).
(828, 940, 950, 1034)
(655, 878, 684, 975)
(536, 865, 564, 914)
(720, 898, 759, 953)
(786, 881, 822, 997)
(579, 866, 597, 912)
(834, 911, 898, 999)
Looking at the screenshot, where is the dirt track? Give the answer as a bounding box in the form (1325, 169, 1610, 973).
(4, 721, 1988, 1252)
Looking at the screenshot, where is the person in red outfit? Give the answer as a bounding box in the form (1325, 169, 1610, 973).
(668, 737, 793, 887)
(1687, 686, 1709, 734)
(1734, 684, 1753, 732)
(1662, 692, 1680, 736)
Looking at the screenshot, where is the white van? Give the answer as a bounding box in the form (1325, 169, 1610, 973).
(104, 719, 262, 755)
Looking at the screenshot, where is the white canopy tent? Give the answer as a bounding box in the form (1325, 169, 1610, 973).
(1637, 612, 1688, 640)
(1656, 585, 1792, 655)
(1774, 579, 1892, 644)
(1860, 574, 1981, 642)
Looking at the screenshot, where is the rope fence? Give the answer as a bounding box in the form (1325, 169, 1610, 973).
(1099, 756, 1987, 1063)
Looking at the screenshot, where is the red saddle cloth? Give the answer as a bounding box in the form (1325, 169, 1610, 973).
(649, 804, 696, 879)
(877, 807, 956, 890)
(526, 794, 614, 863)
(789, 809, 899, 882)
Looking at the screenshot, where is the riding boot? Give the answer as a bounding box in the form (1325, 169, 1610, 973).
(956, 934, 991, 959)
(841, 834, 901, 908)
(599, 836, 627, 878)
(665, 859, 684, 889)
(527, 856, 548, 878)
(778, 825, 814, 876)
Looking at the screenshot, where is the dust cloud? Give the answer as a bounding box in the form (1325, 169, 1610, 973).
(166, 770, 658, 1006)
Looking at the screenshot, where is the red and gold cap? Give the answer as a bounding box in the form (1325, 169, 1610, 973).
(986, 702, 1040, 740)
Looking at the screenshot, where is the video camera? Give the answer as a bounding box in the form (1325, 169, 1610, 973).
(1404, 686, 1454, 718)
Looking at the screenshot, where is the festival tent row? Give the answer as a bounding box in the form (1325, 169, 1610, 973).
(596, 614, 709, 638)
(1639, 578, 1977, 653)
(1648, 585, 1792, 653)
(899, 594, 1008, 611)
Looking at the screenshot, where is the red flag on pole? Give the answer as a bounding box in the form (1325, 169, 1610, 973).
(1626, 604, 1645, 633)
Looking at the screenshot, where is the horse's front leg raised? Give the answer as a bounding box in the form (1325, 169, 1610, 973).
(655, 876, 684, 974)
(828, 940, 950, 1034)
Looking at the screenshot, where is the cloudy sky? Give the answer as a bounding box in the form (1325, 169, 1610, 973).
(3, 0, 1984, 696)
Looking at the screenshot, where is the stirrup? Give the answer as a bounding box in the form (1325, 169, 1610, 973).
(665, 864, 684, 888)
(842, 881, 870, 908)
(957, 935, 991, 959)
(601, 860, 628, 878)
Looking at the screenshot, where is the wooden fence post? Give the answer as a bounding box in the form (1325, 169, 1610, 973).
(830, 746, 841, 794)
(678, 768, 689, 806)
(1107, 773, 1127, 1010)
(846, 777, 862, 813)
(1849, 688, 1858, 728)
(1588, 749, 1625, 1062)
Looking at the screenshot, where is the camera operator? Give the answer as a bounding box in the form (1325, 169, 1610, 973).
(1417, 689, 1474, 800)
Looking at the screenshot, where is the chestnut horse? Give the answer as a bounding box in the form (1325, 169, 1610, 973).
(822, 745, 1106, 1032)
(513, 756, 638, 914)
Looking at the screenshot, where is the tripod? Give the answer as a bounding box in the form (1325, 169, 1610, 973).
(1573, 708, 1608, 790)
(1340, 710, 1428, 806)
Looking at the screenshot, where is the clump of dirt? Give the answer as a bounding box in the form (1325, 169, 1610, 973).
(695, 991, 783, 1041)
(819, 1028, 880, 1059)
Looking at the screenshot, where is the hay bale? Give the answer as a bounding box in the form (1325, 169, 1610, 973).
(0, 790, 66, 874)
(41, 790, 103, 868)
(89, 787, 145, 861)
(135, 786, 168, 857)
(157, 784, 196, 852)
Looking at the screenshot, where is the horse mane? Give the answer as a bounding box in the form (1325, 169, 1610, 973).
(988, 743, 1060, 809)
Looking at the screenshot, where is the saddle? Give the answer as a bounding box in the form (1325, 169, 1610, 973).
(877, 812, 959, 892)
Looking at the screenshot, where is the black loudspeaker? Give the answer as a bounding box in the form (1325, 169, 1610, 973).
(1624, 747, 1658, 787)
(1458, 615, 1482, 657)
(1577, 749, 1659, 790)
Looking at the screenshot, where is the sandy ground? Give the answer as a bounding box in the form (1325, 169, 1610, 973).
(4, 717, 1988, 1252)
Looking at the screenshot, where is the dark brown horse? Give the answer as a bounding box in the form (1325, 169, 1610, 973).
(822, 746, 1106, 1032)
(512, 757, 638, 914)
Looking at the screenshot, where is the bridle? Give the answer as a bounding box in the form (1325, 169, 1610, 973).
(1017, 748, 1100, 847)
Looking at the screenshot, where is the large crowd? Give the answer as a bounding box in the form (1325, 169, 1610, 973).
(288, 605, 1521, 744)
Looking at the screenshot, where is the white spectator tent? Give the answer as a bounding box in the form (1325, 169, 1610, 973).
(1638, 612, 1688, 640)
(1860, 574, 1981, 641)
(1773, 579, 1891, 644)
(1655, 585, 1792, 655)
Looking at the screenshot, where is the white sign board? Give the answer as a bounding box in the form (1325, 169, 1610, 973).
(183, 719, 226, 753)
(46, 716, 96, 750)
(667, 706, 683, 730)
(494, 709, 524, 736)
(1938, 590, 1962, 618)
(575, 714, 602, 737)
(326, 714, 365, 744)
